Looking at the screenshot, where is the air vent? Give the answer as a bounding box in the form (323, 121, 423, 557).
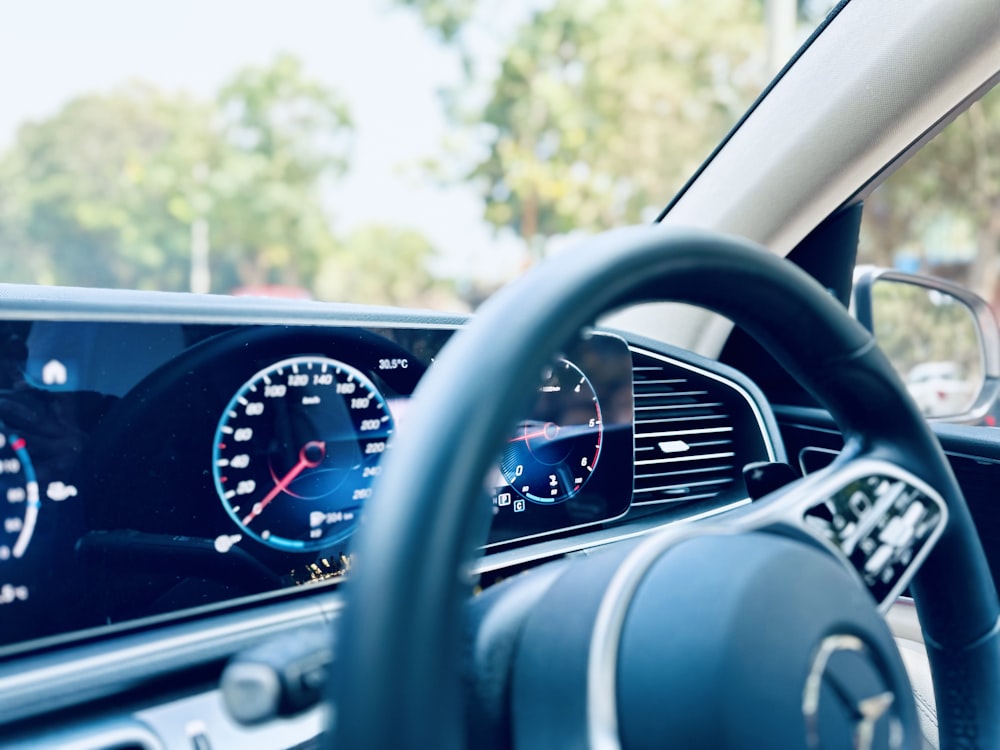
(630, 347, 774, 506)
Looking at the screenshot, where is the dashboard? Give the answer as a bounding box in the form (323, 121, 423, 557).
(0, 286, 781, 694)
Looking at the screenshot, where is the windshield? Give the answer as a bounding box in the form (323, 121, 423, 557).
(0, 2, 835, 310)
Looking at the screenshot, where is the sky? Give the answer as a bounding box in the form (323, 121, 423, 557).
(0, 0, 525, 283)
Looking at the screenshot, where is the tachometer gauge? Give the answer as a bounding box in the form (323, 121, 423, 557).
(500, 359, 602, 504)
(212, 356, 393, 552)
(0, 431, 40, 562)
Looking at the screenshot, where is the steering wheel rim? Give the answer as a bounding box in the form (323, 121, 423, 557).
(334, 226, 1000, 749)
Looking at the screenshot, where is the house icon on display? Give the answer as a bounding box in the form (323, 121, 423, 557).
(41, 359, 68, 386)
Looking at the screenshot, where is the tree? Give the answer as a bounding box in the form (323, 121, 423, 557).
(0, 55, 353, 294)
(0, 85, 221, 290)
(396, 0, 767, 262)
(472, 0, 766, 255)
(211, 54, 353, 291)
(314, 224, 458, 309)
(394, 0, 476, 42)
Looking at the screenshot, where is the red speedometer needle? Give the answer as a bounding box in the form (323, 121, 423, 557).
(508, 430, 547, 443)
(242, 441, 326, 526)
(508, 423, 559, 443)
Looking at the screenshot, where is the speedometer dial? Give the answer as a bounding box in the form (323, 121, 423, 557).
(0, 431, 39, 562)
(212, 356, 393, 552)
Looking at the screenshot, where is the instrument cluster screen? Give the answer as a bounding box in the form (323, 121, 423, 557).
(0, 319, 634, 655)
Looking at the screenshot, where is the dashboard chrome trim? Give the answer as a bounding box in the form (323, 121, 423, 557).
(470, 496, 751, 575)
(0, 282, 470, 328)
(0, 498, 757, 729)
(136, 686, 328, 750)
(0, 595, 340, 726)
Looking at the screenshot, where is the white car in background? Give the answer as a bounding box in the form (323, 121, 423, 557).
(906, 361, 977, 417)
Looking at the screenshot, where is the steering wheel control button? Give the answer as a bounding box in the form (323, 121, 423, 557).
(800, 467, 947, 607)
(863, 544, 896, 577)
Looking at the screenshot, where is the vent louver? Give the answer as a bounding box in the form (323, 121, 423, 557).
(630, 347, 770, 506)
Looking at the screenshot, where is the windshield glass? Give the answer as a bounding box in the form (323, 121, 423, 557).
(0, 1, 834, 310)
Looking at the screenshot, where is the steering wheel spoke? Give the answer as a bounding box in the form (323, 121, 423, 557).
(750, 458, 949, 612)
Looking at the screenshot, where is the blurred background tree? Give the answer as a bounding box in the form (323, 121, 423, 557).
(407, 0, 995, 305)
(397, 0, 834, 267)
(0, 85, 220, 290)
(394, 0, 475, 42)
(470, 0, 765, 257)
(210, 53, 351, 292)
(4, 1, 993, 315)
(0, 53, 450, 307)
(0, 56, 354, 294)
(315, 224, 452, 308)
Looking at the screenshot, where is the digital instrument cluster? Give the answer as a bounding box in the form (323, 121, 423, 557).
(0, 319, 633, 653)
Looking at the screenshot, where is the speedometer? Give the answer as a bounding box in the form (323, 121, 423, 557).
(0, 431, 39, 563)
(212, 355, 393, 552)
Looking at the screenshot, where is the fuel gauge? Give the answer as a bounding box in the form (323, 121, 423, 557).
(0, 431, 40, 562)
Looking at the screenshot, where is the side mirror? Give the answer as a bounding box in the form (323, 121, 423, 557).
(853, 267, 1000, 423)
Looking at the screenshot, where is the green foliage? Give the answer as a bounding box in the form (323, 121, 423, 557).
(412, 0, 766, 255)
(479, 0, 764, 250)
(0, 55, 354, 294)
(0, 85, 219, 290)
(394, 0, 476, 41)
(397, 0, 832, 42)
(315, 224, 455, 308)
(210, 54, 353, 291)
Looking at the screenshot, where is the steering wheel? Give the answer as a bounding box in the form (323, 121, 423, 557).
(333, 227, 1000, 749)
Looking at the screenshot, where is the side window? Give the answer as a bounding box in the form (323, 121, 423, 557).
(859, 85, 1000, 425)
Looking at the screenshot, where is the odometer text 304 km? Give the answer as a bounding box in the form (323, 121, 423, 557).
(212, 356, 393, 552)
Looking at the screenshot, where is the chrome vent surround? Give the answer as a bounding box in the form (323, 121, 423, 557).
(630, 346, 773, 506)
